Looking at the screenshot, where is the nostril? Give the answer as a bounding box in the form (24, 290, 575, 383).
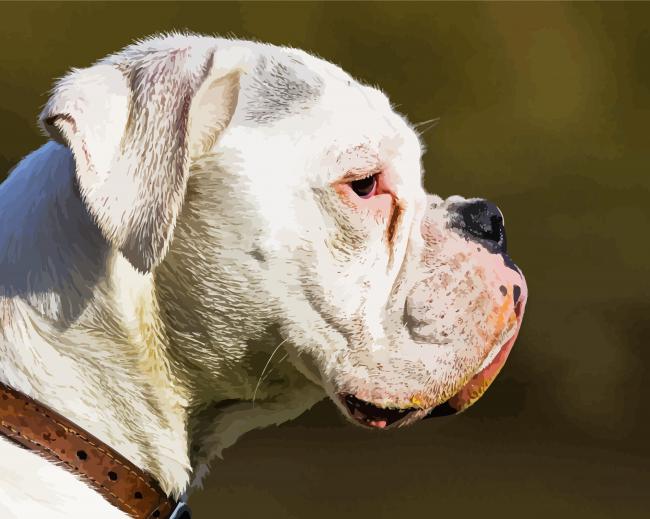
(450, 199, 507, 253)
(513, 285, 522, 304)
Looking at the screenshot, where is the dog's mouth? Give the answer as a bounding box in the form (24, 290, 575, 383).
(339, 394, 417, 429)
(336, 278, 528, 427)
(425, 280, 527, 418)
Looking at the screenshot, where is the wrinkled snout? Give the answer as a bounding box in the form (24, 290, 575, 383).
(335, 195, 527, 429)
(421, 196, 528, 417)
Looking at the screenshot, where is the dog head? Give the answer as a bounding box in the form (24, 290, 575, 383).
(40, 34, 527, 429)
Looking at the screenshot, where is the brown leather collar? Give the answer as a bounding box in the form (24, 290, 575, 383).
(0, 381, 190, 519)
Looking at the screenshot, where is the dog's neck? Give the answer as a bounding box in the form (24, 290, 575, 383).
(0, 143, 196, 496)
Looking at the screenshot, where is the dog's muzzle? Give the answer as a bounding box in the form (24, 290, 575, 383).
(334, 196, 528, 428)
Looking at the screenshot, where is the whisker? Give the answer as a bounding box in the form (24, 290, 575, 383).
(413, 117, 440, 136)
(257, 352, 289, 388)
(252, 339, 287, 407)
(412, 117, 440, 128)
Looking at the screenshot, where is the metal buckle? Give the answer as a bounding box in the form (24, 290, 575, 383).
(168, 501, 192, 519)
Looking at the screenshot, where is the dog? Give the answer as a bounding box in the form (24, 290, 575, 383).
(0, 33, 527, 518)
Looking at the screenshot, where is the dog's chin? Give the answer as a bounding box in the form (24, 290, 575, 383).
(289, 280, 527, 431)
(332, 308, 527, 430)
(304, 326, 524, 431)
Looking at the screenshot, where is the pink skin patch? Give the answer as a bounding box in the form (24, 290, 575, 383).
(343, 272, 528, 429)
(446, 275, 528, 413)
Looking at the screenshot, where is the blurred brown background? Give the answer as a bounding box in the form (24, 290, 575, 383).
(1, 2, 648, 517)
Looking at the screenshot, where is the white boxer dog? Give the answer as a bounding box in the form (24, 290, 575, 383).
(0, 33, 527, 518)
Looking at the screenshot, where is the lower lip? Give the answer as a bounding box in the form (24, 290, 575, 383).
(446, 316, 522, 412)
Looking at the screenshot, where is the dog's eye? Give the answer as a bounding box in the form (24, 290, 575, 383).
(350, 175, 378, 198)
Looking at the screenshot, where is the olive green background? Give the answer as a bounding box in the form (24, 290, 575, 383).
(1, 2, 648, 517)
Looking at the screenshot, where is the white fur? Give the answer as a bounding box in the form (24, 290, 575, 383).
(0, 33, 525, 518)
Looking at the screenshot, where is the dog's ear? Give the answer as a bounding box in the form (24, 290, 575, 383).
(39, 39, 245, 272)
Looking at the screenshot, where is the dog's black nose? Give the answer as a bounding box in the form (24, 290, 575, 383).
(449, 198, 507, 254)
